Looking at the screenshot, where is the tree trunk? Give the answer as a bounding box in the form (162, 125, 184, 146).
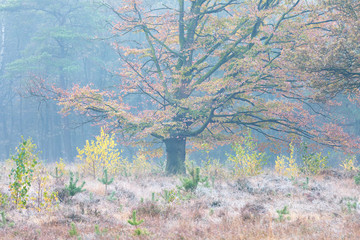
(164, 137, 186, 174)
(0, 15, 5, 73)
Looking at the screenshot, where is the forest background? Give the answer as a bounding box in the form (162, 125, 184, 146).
(0, 0, 359, 170)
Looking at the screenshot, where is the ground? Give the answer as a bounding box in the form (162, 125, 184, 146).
(0, 165, 359, 240)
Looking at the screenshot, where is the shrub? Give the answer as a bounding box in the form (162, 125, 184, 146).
(31, 163, 59, 212)
(65, 172, 85, 197)
(275, 143, 299, 178)
(128, 210, 148, 236)
(129, 149, 152, 176)
(301, 143, 328, 175)
(55, 158, 66, 175)
(50, 166, 64, 185)
(51, 158, 66, 184)
(69, 222, 78, 237)
(202, 158, 228, 180)
(159, 189, 177, 203)
(9, 137, 39, 209)
(76, 128, 126, 178)
(227, 132, 267, 177)
(179, 166, 209, 192)
(340, 155, 358, 171)
(276, 206, 290, 222)
(354, 172, 360, 185)
(0, 211, 14, 227)
(0, 193, 9, 210)
(98, 168, 114, 194)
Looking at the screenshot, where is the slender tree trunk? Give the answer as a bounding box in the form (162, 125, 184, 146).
(0, 15, 5, 73)
(164, 137, 186, 174)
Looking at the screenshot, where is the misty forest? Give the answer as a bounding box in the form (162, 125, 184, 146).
(0, 0, 359, 239)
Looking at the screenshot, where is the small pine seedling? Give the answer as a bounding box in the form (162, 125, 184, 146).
(69, 222, 78, 237)
(354, 172, 360, 185)
(50, 167, 64, 184)
(276, 206, 290, 222)
(346, 201, 357, 213)
(160, 189, 176, 203)
(0, 211, 14, 227)
(106, 191, 117, 202)
(95, 224, 108, 236)
(98, 168, 114, 194)
(302, 177, 309, 190)
(128, 210, 147, 236)
(65, 172, 86, 197)
(180, 167, 209, 192)
(128, 210, 144, 227)
(151, 192, 158, 202)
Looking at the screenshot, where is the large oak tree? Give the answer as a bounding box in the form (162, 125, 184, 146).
(56, 0, 358, 174)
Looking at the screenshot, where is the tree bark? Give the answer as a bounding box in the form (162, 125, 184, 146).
(164, 137, 186, 174)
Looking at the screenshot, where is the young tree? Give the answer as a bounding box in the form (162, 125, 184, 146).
(56, 0, 358, 174)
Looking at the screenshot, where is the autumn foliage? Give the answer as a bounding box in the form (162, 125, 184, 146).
(76, 128, 126, 178)
(54, 0, 360, 174)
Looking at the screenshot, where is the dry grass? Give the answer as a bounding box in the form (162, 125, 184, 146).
(0, 164, 359, 239)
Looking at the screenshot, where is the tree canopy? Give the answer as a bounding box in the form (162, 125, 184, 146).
(54, 0, 360, 174)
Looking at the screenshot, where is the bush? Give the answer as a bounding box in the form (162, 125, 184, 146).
(227, 132, 267, 177)
(354, 172, 360, 185)
(179, 166, 209, 192)
(129, 149, 152, 176)
(275, 143, 299, 178)
(77, 128, 126, 178)
(9, 137, 39, 209)
(31, 163, 59, 212)
(65, 172, 85, 197)
(300, 143, 328, 175)
(340, 155, 358, 172)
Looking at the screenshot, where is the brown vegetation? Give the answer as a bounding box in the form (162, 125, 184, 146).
(0, 163, 360, 239)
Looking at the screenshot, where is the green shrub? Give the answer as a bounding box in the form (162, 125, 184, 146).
(301, 143, 328, 175)
(179, 166, 209, 192)
(128, 210, 148, 236)
(159, 189, 177, 203)
(276, 206, 290, 222)
(0, 211, 14, 227)
(227, 132, 267, 177)
(98, 168, 114, 194)
(50, 166, 64, 184)
(65, 172, 85, 197)
(354, 172, 360, 185)
(275, 143, 299, 178)
(9, 137, 39, 208)
(69, 222, 78, 237)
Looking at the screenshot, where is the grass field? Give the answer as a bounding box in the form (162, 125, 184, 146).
(0, 162, 359, 240)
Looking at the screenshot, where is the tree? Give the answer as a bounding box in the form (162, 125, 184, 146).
(55, 0, 359, 174)
(285, 0, 359, 99)
(0, 0, 115, 161)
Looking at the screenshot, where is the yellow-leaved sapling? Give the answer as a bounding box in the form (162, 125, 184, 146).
(9, 137, 38, 209)
(76, 127, 126, 178)
(340, 155, 358, 172)
(227, 132, 267, 177)
(130, 149, 152, 177)
(31, 162, 59, 212)
(275, 143, 299, 178)
(300, 143, 328, 175)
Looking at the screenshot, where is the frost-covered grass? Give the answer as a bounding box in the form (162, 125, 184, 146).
(0, 163, 359, 239)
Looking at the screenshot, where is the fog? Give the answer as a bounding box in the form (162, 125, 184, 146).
(0, 0, 358, 166)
